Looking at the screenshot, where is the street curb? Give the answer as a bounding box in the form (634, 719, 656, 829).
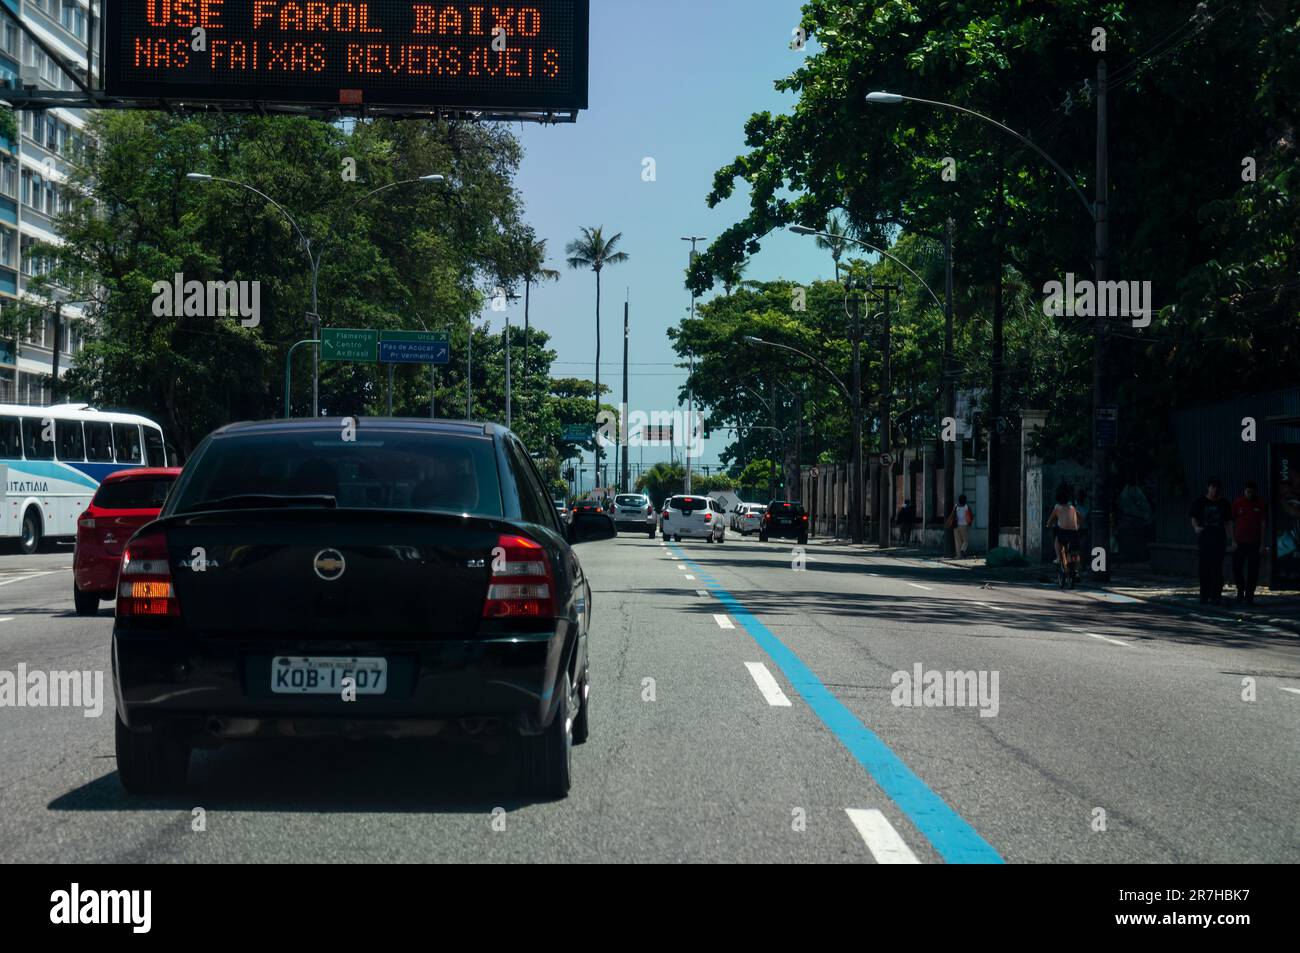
(803, 536, 1300, 637)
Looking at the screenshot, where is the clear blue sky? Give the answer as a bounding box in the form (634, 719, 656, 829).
(488, 0, 836, 484)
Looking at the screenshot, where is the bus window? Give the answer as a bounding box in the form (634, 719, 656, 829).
(85, 421, 114, 462)
(113, 423, 143, 464)
(0, 415, 20, 458)
(143, 426, 166, 467)
(56, 419, 85, 462)
(21, 416, 53, 460)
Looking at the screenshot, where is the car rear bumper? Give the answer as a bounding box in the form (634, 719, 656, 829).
(74, 551, 120, 594)
(112, 627, 570, 740)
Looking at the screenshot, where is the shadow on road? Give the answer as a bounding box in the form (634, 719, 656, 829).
(48, 735, 542, 814)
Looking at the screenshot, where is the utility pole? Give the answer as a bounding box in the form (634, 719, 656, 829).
(681, 236, 705, 494)
(848, 286, 864, 543)
(622, 293, 630, 493)
(1092, 59, 1111, 580)
(465, 321, 473, 419)
(768, 375, 778, 498)
(50, 301, 62, 401)
(942, 219, 956, 556)
(988, 155, 1005, 552)
(877, 284, 895, 548)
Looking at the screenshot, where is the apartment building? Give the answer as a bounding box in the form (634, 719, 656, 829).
(0, 0, 93, 405)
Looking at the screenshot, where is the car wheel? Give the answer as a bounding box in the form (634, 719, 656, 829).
(705, 535, 713, 544)
(73, 585, 99, 617)
(674, 535, 681, 542)
(572, 670, 590, 745)
(647, 527, 656, 539)
(798, 534, 808, 546)
(522, 672, 572, 799)
(759, 533, 768, 543)
(19, 507, 41, 555)
(115, 712, 190, 795)
(718, 532, 725, 544)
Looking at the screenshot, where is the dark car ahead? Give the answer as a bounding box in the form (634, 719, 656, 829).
(759, 499, 808, 544)
(111, 419, 615, 800)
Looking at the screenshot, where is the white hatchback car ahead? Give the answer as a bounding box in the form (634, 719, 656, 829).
(738, 503, 767, 535)
(660, 494, 726, 543)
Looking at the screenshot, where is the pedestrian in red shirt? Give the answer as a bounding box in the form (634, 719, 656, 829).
(1230, 480, 1268, 605)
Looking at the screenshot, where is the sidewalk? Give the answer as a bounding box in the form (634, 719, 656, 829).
(804, 536, 1300, 636)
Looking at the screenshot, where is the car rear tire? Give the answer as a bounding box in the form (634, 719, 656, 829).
(647, 527, 655, 539)
(73, 585, 99, 617)
(19, 507, 41, 555)
(798, 534, 808, 546)
(572, 671, 590, 745)
(115, 712, 190, 795)
(521, 672, 572, 799)
(759, 533, 768, 543)
(705, 535, 713, 544)
(718, 533, 725, 544)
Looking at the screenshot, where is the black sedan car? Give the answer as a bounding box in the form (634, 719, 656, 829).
(759, 499, 809, 544)
(111, 419, 615, 799)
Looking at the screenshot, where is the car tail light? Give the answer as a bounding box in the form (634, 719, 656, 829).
(662, 510, 669, 520)
(703, 512, 712, 522)
(646, 505, 653, 514)
(483, 534, 555, 619)
(802, 514, 808, 521)
(117, 532, 179, 618)
(77, 511, 95, 530)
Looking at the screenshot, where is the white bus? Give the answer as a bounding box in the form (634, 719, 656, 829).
(0, 403, 170, 554)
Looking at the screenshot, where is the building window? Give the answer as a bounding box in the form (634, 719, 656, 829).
(0, 369, 14, 404)
(0, 228, 14, 269)
(1, 23, 18, 58)
(0, 157, 16, 198)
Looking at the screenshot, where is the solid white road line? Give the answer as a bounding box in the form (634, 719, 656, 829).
(844, 808, 921, 864)
(744, 662, 792, 707)
(713, 614, 735, 629)
(1086, 632, 1132, 648)
(0, 571, 58, 587)
(1280, 687, 1300, 697)
(906, 582, 934, 591)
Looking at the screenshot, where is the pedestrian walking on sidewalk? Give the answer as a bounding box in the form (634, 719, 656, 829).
(1230, 480, 1268, 605)
(896, 499, 916, 546)
(1189, 477, 1233, 605)
(946, 494, 973, 558)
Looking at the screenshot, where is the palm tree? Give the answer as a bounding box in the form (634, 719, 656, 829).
(816, 213, 851, 281)
(519, 237, 560, 420)
(720, 257, 750, 296)
(565, 226, 629, 489)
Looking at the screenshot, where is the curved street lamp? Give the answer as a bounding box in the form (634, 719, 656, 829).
(186, 173, 449, 418)
(866, 86, 1111, 574)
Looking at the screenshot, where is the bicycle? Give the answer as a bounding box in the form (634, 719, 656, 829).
(1057, 532, 1081, 589)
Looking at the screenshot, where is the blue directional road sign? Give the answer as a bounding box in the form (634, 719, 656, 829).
(378, 330, 449, 365)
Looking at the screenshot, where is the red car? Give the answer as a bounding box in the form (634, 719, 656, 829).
(73, 467, 182, 616)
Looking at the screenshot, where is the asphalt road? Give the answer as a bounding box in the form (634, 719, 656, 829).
(1, 533, 1297, 863)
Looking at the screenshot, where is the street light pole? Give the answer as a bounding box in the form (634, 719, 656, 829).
(744, 335, 860, 543)
(681, 236, 706, 493)
(942, 218, 956, 556)
(866, 88, 1110, 576)
(186, 173, 446, 420)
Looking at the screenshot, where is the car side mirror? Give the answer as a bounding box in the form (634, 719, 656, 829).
(569, 511, 616, 544)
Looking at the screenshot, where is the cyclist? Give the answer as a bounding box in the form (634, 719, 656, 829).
(1046, 484, 1083, 583)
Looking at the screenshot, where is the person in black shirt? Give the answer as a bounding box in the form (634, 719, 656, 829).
(1189, 477, 1233, 605)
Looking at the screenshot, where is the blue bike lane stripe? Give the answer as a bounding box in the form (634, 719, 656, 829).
(670, 543, 1004, 864)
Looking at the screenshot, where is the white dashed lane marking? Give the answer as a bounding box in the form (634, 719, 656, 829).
(1086, 632, 1132, 648)
(713, 614, 734, 629)
(744, 662, 792, 707)
(845, 808, 921, 864)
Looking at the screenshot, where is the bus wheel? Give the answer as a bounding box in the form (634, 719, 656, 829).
(20, 508, 41, 555)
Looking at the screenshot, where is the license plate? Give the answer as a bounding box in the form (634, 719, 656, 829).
(271, 656, 387, 695)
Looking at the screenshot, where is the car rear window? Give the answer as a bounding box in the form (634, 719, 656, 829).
(93, 477, 176, 510)
(168, 431, 503, 518)
(770, 502, 803, 514)
(616, 495, 646, 506)
(670, 496, 708, 512)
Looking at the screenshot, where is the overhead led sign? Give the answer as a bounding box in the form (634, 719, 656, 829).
(103, 0, 589, 110)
